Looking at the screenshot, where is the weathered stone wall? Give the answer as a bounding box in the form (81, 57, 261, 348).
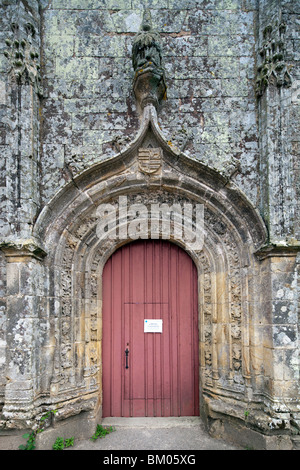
(40, 0, 259, 206)
(0, 0, 299, 450)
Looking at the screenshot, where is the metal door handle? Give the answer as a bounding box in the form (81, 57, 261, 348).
(125, 348, 129, 369)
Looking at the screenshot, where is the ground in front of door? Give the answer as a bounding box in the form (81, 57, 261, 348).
(64, 417, 241, 451)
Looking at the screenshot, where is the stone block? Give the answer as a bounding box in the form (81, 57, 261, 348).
(52, 0, 106, 8)
(273, 324, 298, 349)
(0, 80, 6, 105)
(75, 34, 127, 58)
(55, 57, 98, 80)
(221, 78, 249, 97)
(163, 35, 208, 58)
(272, 299, 297, 324)
(6, 263, 20, 295)
(36, 411, 98, 450)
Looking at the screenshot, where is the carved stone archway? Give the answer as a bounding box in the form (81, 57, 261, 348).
(18, 104, 267, 444)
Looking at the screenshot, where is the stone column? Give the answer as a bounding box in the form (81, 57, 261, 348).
(0, 0, 45, 429)
(0, 240, 46, 427)
(3, 18, 42, 239)
(256, 1, 294, 243)
(255, 0, 300, 444)
(255, 247, 300, 440)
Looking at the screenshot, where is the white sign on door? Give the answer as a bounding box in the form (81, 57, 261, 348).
(144, 319, 163, 333)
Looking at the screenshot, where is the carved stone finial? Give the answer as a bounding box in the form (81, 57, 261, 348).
(256, 21, 292, 97)
(4, 22, 43, 97)
(132, 9, 167, 112)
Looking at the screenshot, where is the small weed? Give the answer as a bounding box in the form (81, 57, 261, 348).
(53, 437, 65, 450)
(91, 424, 115, 442)
(244, 410, 250, 419)
(19, 432, 36, 451)
(52, 436, 74, 450)
(19, 409, 58, 450)
(64, 436, 75, 448)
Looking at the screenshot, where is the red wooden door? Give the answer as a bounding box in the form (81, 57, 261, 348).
(102, 240, 199, 417)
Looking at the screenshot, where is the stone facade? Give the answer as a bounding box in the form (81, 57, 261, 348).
(0, 0, 299, 450)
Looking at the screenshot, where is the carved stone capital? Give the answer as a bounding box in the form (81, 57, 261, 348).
(255, 242, 300, 260)
(0, 238, 47, 262)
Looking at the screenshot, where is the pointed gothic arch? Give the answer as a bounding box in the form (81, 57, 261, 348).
(31, 105, 267, 428)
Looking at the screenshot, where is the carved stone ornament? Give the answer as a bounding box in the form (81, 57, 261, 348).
(132, 9, 167, 111)
(4, 22, 43, 97)
(256, 21, 292, 97)
(138, 147, 162, 174)
(25, 93, 268, 440)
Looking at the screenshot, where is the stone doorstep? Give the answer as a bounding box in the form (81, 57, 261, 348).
(101, 416, 203, 428)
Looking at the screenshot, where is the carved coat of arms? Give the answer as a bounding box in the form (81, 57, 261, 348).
(138, 147, 162, 174)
